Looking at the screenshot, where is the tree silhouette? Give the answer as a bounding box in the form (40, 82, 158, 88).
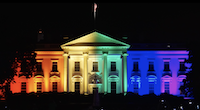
(0, 35, 37, 100)
(179, 41, 200, 99)
(179, 49, 193, 97)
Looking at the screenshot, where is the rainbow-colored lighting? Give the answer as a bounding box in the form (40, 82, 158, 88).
(0, 31, 190, 99)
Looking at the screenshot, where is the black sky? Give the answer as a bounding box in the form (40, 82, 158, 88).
(1, 3, 200, 44)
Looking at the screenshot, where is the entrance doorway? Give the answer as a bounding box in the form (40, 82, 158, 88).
(75, 82, 80, 93)
(111, 82, 116, 94)
(52, 82, 57, 92)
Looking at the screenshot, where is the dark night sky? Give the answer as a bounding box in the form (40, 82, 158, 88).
(1, 3, 200, 44)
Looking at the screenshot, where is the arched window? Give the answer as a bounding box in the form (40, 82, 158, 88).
(34, 75, 44, 93)
(130, 75, 141, 94)
(147, 75, 157, 94)
(161, 75, 172, 94)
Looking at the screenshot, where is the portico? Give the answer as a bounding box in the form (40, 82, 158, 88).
(61, 31, 130, 94)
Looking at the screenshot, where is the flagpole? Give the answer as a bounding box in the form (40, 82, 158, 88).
(94, 3, 97, 30)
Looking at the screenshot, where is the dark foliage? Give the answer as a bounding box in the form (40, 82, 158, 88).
(0, 35, 36, 100)
(179, 41, 200, 100)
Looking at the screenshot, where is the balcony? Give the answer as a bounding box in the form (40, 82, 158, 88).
(162, 70, 172, 77)
(50, 72, 60, 77)
(19, 72, 33, 78)
(109, 72, 118, 76)
(34, 71, 44, 77)
(147, 71, 156, 76)
(177, 70, 186, 76)
(131, 70, 141, 77)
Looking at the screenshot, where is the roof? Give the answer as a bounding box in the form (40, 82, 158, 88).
(61, 31, 130, 48)
(128, 43, 188, 50)
(35, 30, 188, 51)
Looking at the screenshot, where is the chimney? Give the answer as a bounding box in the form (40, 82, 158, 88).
(37, 29, 44, 42)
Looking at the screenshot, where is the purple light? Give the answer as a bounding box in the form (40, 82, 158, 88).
(127, 50, 190, 96)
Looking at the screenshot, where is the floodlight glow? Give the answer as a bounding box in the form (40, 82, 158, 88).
(5, 31, 191, 97)
(189, 101, 192, 105)
(127, 50, 189, 95)
(180, 106, 183, 110)
(197, 105, 199, 109)
(161, 99, 164, 102)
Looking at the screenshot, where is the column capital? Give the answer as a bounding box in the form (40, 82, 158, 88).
(122, 52, 128, 56)
(36, 59, 43, 62)
(63, 53, 69, 56)
(103, 52, 108, 55)
(83, 52, 88, 55)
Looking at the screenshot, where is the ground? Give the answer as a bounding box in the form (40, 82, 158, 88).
(0, 92, 198, 110)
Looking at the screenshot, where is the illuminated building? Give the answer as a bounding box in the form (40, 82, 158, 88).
(127, 50, 189, 96)
(9, 31, 130, 95)
(5, 30, 190, 96)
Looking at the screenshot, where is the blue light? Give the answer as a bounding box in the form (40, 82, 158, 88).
(127, 50, 189, 95)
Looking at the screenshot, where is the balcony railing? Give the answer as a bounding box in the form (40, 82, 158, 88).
(34, 71, 44, 77)
(50, 72, 60, 77)
(162, 70, 172, 77)
(177, 71, 186, 76)
(147, 71, 156, 76)
(131, 71, 141, 77)
(109, 72, 118, 76)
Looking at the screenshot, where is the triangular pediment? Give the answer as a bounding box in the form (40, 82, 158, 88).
(61, 31, 130, 48)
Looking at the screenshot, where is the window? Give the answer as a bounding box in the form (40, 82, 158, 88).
(75, 82, 80, 93)
(37, 62, 42, 72)
(148, 62, 154, 71)
(133, 62, 139, 71)
(179, 62, 186, 71)
(93, 62, 98, 71)
(134, 82, 139, 94)
(75, 62, 80, 71)
(164, 62, 170, 71)
(111, 62, 116, 71)
(149, 82, 154, 94)
(164, 82, 169, 94)
(37, 82, 42, 93)
(180, 82, 184, 95)
(52, 62, 58, 72)
(21, 82, 26, 93)
(52, 82, 57, 92)
(180, 81, 184, 86)
(111, 82, 116, 94)
(20, 61, 26, 72)
(8, 83, 10, 92)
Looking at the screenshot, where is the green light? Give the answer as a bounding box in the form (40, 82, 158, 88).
(103, 53, 108, 93)
(123, 53, 128, 94)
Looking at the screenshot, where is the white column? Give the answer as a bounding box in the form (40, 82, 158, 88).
(83, 52, 88, 95)
(103, 52, 108, 94)
(63, 53, 69, 92)
(122, 53, 128, 95)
